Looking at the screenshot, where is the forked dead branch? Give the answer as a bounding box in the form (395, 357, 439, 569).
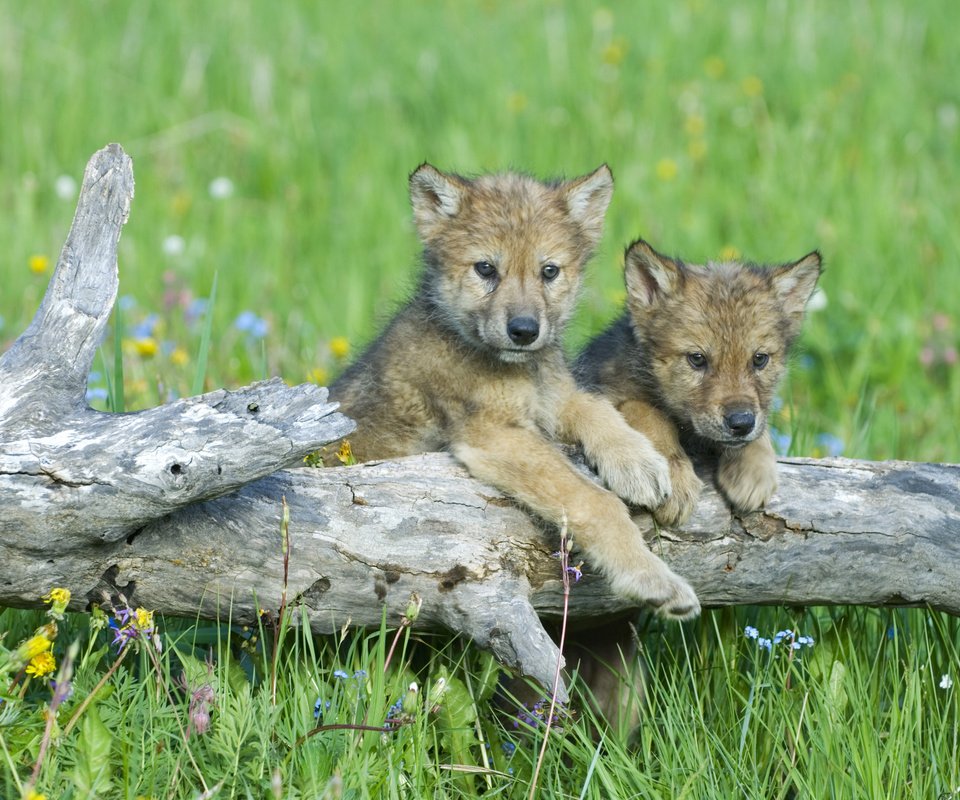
(2, 145, 958, 697)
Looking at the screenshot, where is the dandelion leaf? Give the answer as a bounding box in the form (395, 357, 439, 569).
(72, 702, 114, 796)
(433, 666, 479, 787)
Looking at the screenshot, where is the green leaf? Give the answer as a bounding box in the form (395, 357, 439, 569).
(433, 666, 479, 789)
(826, 659, 848, 725)
(72, 702, 114, 797)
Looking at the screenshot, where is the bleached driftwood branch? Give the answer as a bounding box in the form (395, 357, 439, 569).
(2, 145, 958, 697)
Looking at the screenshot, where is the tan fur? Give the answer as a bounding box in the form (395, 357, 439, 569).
(328, 167, 699, 619)
(576, 239, 821, 525)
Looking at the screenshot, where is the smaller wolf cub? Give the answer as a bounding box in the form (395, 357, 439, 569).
(328, 168, 699, 618)
(576, 239, 821, 525)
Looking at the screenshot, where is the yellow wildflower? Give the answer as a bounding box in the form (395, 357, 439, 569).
(43, 587, 71, 605)
(719, 245, 742, 261)
(25, 790, 48, 800)
(29, 254, 50, 274)
(655, 158, 679, 182)
(601, 39, 626, 66)
(329, 337, 350, 360)
(307, 367, 329, 385)
(683, 114, 706, 137)
(688, 138, 708, 162)
(134, 337, 159, 358)
(741, 75, 764, 97)
(17, 632, 53, 663)
(125, 378, 148, 397)
(704, 56, 726, 79)
(26, 650, 56, 678)
(43, 587, 71, 619)
(336, 440, 356, 466)
(171, 190, 193, 217)
(506, 91, 528, 114)
(170, 346, 189, 366)
(134, 607, 155, 631)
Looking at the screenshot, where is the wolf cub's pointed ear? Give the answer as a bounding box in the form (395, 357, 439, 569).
(562, 164, 614, 247)
(624, 239, 684, 311)
(409, 164, 468, 240)
(770, 251, 822, 335)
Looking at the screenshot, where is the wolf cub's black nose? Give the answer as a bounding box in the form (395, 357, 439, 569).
(723, 410, 756, 437)
(507, 316, 540, 345)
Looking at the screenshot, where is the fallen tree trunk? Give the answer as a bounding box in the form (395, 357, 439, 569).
(2, 145, 959, 697)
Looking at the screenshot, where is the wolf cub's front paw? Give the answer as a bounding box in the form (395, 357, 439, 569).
(717, 439, 778, 512)
(605, 555, 701, 620)
(653, 456, 703, 527)
(593, 430, 672, 510)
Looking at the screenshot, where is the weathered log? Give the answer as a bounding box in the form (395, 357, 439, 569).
(2, 146, 959, 698)
(0, 145, 355, 549)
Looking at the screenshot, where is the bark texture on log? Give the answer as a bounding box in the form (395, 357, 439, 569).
(2, 146, 959, 697)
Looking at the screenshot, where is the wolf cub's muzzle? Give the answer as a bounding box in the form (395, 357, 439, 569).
(723, 408, 756, 438)
(723, 408, 757, 439)
(507, 316, 540, 346)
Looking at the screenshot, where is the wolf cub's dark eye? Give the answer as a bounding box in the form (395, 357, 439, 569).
(474, 261, 497, 279)
(687, 352, 708, 370)
(752, 352, 770, 369)
(541, 263, 560, 281)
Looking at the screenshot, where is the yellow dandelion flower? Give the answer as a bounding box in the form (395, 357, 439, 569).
(134, 337, 159, 358)
(688, 138, 708, 162)
(134, 607, 155, 630)
(29, 254, 50, 274)
(17, 633, 53, 662)
(601, 39, 626, 66)
(125, 378, 148, 398)
(336, 440, 356, 466)
(506, 91, 528, 114)
(704, 56, 726, 79)
(26, 650, 56, 678)
(719, 245, 741, 261)
(43, 587, 71, 619)
(43, 587, 71, 606)
(169, 346, 189, 366)
(329, 337, 350, 360)
(655, 158, 679, 182)
(25, 791, 48, 800)
(171, 190, 193, 217)
(741, 75, 764, 97)
(683, 114, 706, 137)
(308, 367, 329, 385)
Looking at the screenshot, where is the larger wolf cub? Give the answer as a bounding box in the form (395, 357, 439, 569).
(327, 167, 698, 618)
(576, 239, 821, 525)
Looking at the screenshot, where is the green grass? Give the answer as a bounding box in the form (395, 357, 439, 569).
(1, 0, 959, 797)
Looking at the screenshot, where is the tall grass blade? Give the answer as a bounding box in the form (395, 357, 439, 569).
(192, 271, 218, 397)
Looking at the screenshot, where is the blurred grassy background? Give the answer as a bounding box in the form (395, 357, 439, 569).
(2, 0, 957, 462)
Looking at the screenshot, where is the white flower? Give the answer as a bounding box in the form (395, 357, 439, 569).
(208, 176, 235, 199)
(937, 102, 958, 131)
(806, 288, 828, 312)
(55, 174, 78, 200)
(940, 674, 953, 690)
(163, 235, 186, 256)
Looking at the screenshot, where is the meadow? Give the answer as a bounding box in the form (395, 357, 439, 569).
(1, 0, 959, 797)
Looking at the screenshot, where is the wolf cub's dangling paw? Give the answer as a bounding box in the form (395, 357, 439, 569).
(717, 437, 778, 512)
(603, 550, 701, 620)
(652, 455, 703, 527)
(593, 429, 672, 510)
